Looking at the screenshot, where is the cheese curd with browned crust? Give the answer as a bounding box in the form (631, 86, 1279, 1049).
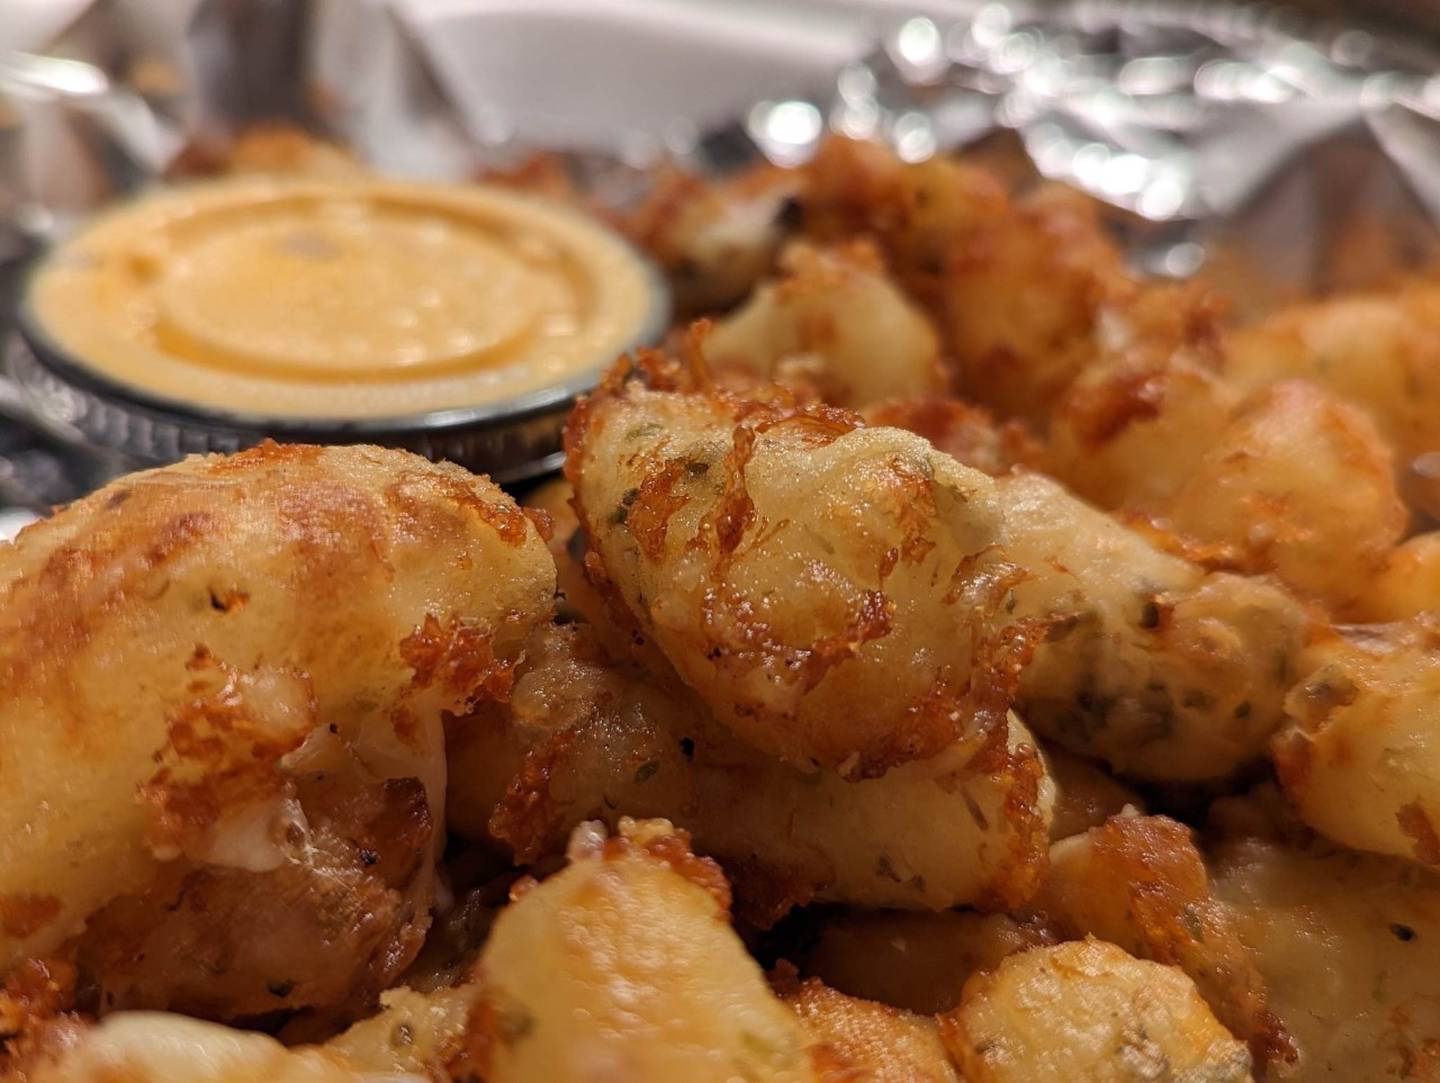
(9, 127, 1440, 1083)
(0, 444, 554, 1024)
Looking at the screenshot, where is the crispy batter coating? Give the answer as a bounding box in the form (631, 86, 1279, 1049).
(1273, 618, 1440, 868)
(465, 818, 835, 1083)
(800, 911, 1054, 1015)
(325, 982, 481, 1078)
(799, 139, 1130, 421)
(795, 138, 1417, 610)
(0, 444, 554, 1023)
(999, 472, 1307, 780)
(939, 939, 1254, 1083)
(447, 622, 1054, 919)
(1227, 280, 1440, 514)
(10, 1012, 411, 1083)
(5, 983, 478, 1081)
(773, 967, 961, 1083)
(12, 130, 1438, 1077)
(0, 959, 80, 1078)
(1161, 380, 1407, 611)
(1353, 532, 1440, 622)
(623, 164, 802, 315)
(566, 365, 1021, 776)
(1042, 286, 1238, 508)
(1211, 835, 1440, 1081)
(862, 396, 1044, 478)
(569, 364, 1306, 782)
(1030, 814, 1293, 1071)
(702, 240, 944, 407)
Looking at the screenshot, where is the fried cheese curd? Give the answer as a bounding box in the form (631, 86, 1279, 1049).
(620, 163, 803, 316)
(564, 355, 1025, 777)
(1273, 618, 1440, 868)
(446, 621, 1054, 919)
(939, 939, 1254, 1083)
(997, 471, 1306, 781)
(701, 239, 945, 408)
(1031, 295, 1407, 605)
(772, 966, 961, 1083)
(565, 356, 1306, 784)
(785, 137, 1415, 615)
(1039, 296, 1413, 611)
(797, 137, 1131, 425)
(16, 132, 1440, 1083)
(1038, 304, 1408, 615)
(1351, 531, 1440, 622)
(1209, 810, 1440, 1082)
(1038, 283, 1243, 509)
(1227, 278, 1440, 515)
(465, 817, 843, 1082)
(0, 444, 554, 1025)
(1030, 813, 1293, 1071)
(1161, 380, 1408, 612)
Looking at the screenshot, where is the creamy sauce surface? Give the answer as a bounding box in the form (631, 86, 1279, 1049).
(27, 178, 663, 419)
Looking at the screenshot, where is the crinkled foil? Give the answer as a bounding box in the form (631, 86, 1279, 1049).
(3, 0, 1440, 522)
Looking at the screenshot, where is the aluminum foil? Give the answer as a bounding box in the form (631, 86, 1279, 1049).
(3, 0, 1440, 524)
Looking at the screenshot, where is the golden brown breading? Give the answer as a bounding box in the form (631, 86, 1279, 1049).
(463, 818, 836, 1083)
(1041, 285, 1238, 508)
(799, 138, 1132, 423)
(447, 622, 1054, 920)
(623, 164, 803, 315)
(1352, 531, 1440, 622)
(861, 396, 1044, 478)
(1211, 834, 1440, 1082)
(1157, 380, 1406, 612)
(999, 472, 1307, 781)
(1273, 617, 1440, 868)
(10, 1012, 411, 1083)
(565, 362, 1022, 777)
(702, 240, 944, 408)
(0, 444, 554, 1024)
(567, 361, 1307, 782)
(773, 967, 961, 1083)
(1029, 814, 1293, 1071)
(1227, 279, 1440, 514)
(0, 959, 80, 1078)
(940, 939, 1253, 1083)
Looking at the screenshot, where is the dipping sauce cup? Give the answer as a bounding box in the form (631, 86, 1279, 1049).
(12, 177, 670, 481)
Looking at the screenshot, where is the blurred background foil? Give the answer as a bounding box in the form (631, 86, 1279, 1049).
(2, 0, 1439, 518)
